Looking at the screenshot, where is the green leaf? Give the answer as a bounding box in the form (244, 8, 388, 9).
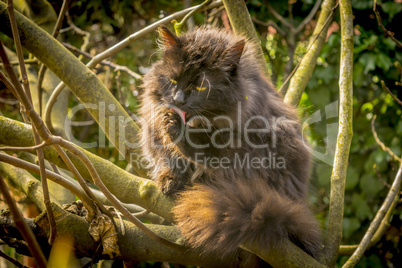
(359, 53, 377, 74)
(360, 173, 385, 197)
(351, 193, 373, 220)
(376, 53, 392, 71)
(308, 88, 331, 106)
(396, 120, 402, 135)
(345, 166, 359, 190)
(382, 2, 402, 19)
(353, 62, 365, 87)
(316, 163, 332, 187)
(351, 0, 372, 10)
(343, 217, 361, 239)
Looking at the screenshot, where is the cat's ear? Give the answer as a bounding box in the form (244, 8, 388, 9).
(158, 26, 180, 49)
(222, 40, 245, 72)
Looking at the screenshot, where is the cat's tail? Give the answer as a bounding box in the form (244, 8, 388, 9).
(173, 178, 322, 258)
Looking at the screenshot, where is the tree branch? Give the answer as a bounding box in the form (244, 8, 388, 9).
(373, 0, 402, 48)
(343, 163, 402, 267)
(0, 175, 47, 267)
(381, 80, 402, 106)
(338, 193, 400, 255)
(266, 2, 293, 30)
(371, 115, 402, 162)
(323, 0, 354, 266)
(284, 0, 337, 105)
(295, 0, 323, 34)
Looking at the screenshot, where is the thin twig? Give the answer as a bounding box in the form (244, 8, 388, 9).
(266, 2, 293, 30)
(0, 249, 29, 268)
(0, 175, 47, 267)
(173, 0, 212, 35)
(0, 59, 37, 66)
(279, 1, 338, 95)
(0, 141, 47, 151)
(62, 42, 142, 80)
(0, 152, 94, 213)
(381, 80, 402, 106)
(295, 0, 323, 34)
(342, 163, 402, 267)
(0, 96, 19, 105)
(373, 0, 402, 48)
(371, 115, 402, 162)
(252, 17, 286, 36)
(6, 0, 57, 244)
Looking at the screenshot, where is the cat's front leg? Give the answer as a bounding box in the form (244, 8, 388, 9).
(154, 156, 191, 195)
(162, 111, 185, 144)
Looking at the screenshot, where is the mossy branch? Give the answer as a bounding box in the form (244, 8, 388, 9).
(323, 0, 354, 265)
(284, 0, 336, 106)
(0, 115, 176, 222)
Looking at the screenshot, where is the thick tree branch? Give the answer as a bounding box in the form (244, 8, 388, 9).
(0, 204, 252, 267)
(284, 0, 337, 105)
(323, 0, 354, 266)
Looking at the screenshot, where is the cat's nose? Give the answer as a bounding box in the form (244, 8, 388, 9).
(173, 90, 185, 105)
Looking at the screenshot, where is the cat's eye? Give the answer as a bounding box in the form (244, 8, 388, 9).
(169, 78, 177, 84)
(196, 86, 207, 91)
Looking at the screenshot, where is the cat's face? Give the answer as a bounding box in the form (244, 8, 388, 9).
(143, 26, 246, 125)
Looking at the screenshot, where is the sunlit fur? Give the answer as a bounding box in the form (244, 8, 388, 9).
(139, 26, 321, 260)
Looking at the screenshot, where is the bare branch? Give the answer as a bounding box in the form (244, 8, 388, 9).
(0, 152, 94, 212)
(295, 0, 323, 34)
(0, 175, 47, 267)
(373, 0, 402, 48)
(0, 249, 28, 268)
(173, 0, 212, 35)
(62, 42, 142, 80)
(266, 2, 293, 30)
(371, 115, 402, 162)
(252, 17, 286, 36)
(381, 80, 402, 106)
(4, 0, 57, 243)
(323, 0, 354, 265)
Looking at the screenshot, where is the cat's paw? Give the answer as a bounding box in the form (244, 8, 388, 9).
(163, 112, 183, 141)
(156, 173, 185, 195)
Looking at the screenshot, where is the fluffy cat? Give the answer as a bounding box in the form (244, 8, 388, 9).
(139, 26, 321, 260)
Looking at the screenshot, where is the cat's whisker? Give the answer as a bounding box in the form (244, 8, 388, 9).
(205, 78, 211, 99)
